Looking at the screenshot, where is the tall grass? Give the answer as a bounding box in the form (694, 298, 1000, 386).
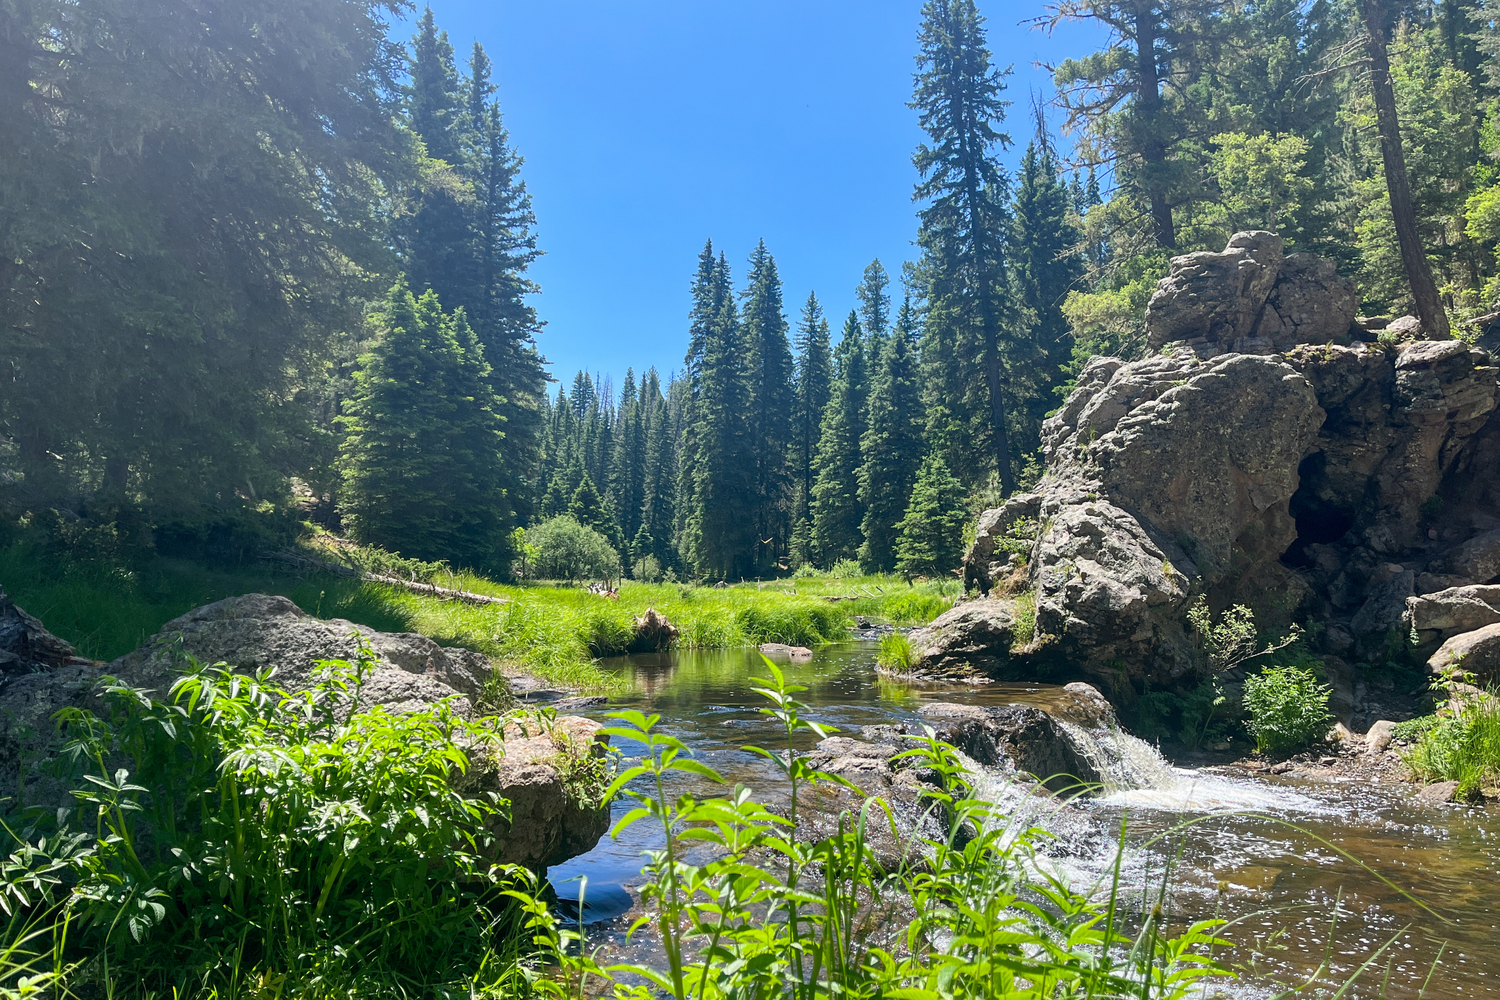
(1, 532, 952, 694)
(1402, 690, 1500, 799)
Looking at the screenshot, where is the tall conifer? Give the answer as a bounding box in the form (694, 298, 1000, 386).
(810, 311, 869, 565)
(789, 293, 833, 567)
(339, 281, 510, 573)
(858, 300, 926, 572)
(895, 452, 968, 581)
(742, 241, 795, 573)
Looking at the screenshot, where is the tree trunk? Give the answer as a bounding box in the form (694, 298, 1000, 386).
(1360, 0, 1451, 338)
(1134, 1, 1175, 250)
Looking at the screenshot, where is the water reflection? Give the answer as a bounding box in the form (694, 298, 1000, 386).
(546, 642, 1500, 997)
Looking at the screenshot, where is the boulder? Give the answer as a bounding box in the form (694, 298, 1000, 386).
(964, 492, 1042, 595)
(1145, 231, 1284, 351)
(1440, 528, 1500, 585)
(905, 599, 1018, 680)
(456, 714, 611, 870)
(1404, 585, 1500, 643)
(1412, 780, 1462, 805)
(1427, 622, 1500, 685)
(1365, 719, 1397, 754)
(1251, 252, 1360, 350)
(1350, 570, 1415, 639)
(0, 594, 611, 870)
(907, 702, 1105, 793)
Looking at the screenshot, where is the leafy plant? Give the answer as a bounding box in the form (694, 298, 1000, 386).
(1402, 686, 1500, 800)
(1187, 596, 1302, 674)
(1243, 665, 1333, 754)
(632, 554, 664, 582)
(2, 646, 534, 995)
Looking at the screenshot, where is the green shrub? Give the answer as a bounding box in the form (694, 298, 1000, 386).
(524, 515, 621, 581)
(1392, 714, 1440, 743)
(1243, 665, 1333, 754)
(876, 632, 916, 671)
(1011, 589, 1037, 648)
(632, 553, 664, 582)
(1, 650, 530, 994)
(583, 606, 636, 656)
(827, 558, 863, 579)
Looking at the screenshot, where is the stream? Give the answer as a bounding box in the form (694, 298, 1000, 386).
(545, 642, 1500, 998)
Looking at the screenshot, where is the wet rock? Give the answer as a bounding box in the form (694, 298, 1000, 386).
(553, 695, 610, 711)
(905, 599, 1017, 680)
(1412, 780, 1462, 805)
(1059, 681, 1117, 727)
(910, 703, 1104, 794)
(1427, 622, 1500, 684)
(759, 642, 813, 660)
(1365, 720, 1397, 754)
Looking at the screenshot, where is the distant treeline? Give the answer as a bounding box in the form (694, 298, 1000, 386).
(5, 0, 1499, 579)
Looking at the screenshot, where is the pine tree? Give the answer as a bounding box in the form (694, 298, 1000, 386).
(339, 281, 511, 573)
(857, 301, 926, 572)
(789, 293, 833, 567)
(609, 369, 647, 560)
(408, 8, 463, 165)
(682, 250, 757, 579)
(912, 0, 1021, 493)
(634, 369, 677, 569)
(810, 311, 869, 565)
(1011, 140, 1083, 445)
(895, 451, 969, 581)
(742, 241, 795, 574)
(856, 259, 892, 355)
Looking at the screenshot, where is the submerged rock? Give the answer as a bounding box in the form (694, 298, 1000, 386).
(0, 594, 611, 870)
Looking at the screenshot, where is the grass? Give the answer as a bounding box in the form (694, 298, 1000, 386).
(0, 532, 954, 694)
(1401, 690, 1500, 799)
(875, 631, 916, 671)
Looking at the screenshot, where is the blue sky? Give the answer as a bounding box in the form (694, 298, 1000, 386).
(396, 1, 1104, 394)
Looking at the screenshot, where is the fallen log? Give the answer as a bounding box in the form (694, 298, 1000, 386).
(361, 574, 511, 606)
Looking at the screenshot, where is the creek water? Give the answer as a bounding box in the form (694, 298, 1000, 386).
(545, 642, 1500, 998)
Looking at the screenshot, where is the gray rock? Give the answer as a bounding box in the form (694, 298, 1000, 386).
(1385, 315, 1425, 340)
(910, 702, 1105, 794)
(1351, 570, 1415, 637)
(1441, 528, 1500, 585)
(1416, 573, 1472, 595)
(1427, 622, 1500, 685)
(1145, 231, 1284, 350)
(0, 589, 90, 683)
(759, 642, 813, 660)
(1252, 252, 1359, 349)
(1365, 719, 1397, 754)
(905, 599, 1017, 680)
(1404, 585, 1500, 642)
(1412, 780, 1462, 805)
(964, 493, 1042, 595)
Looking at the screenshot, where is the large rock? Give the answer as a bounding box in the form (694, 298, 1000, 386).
(0, 594, 610, 870)
(1252, 252, 1361, 350)
(1427, 623, 1500, 685)
(963, 492, 1042, 595)
(1439, 528, 1500, 584)
(1405, 585, 1500, 644)
(905, 599, 1018, 680)
(1145, 231, 1285, 351)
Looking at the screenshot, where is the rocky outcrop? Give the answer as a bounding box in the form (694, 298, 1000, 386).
(1145, 231, 1358, 354)
(916, 231, 1500, 712)
(0, 594, 610, 870)
(1405, 585, 1500, 647)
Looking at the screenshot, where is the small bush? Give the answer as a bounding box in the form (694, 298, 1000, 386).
(876, 632, 916, 671)
(583, 606, 635, 656)
(792, 562, 821, 578)
(1011, 589, 1037, 648)
(1243, 665, 1333, 754)
(827, 558, 863, 579)
(524, 515, 621, 582)
(1392, 714, 1440, 743)
(632, 553, 664, 582)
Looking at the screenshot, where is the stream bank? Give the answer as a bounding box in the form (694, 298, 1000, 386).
(553, 641, 1500, 999)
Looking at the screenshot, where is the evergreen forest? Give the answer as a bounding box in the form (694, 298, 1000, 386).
(6, 0, 1500, 582)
